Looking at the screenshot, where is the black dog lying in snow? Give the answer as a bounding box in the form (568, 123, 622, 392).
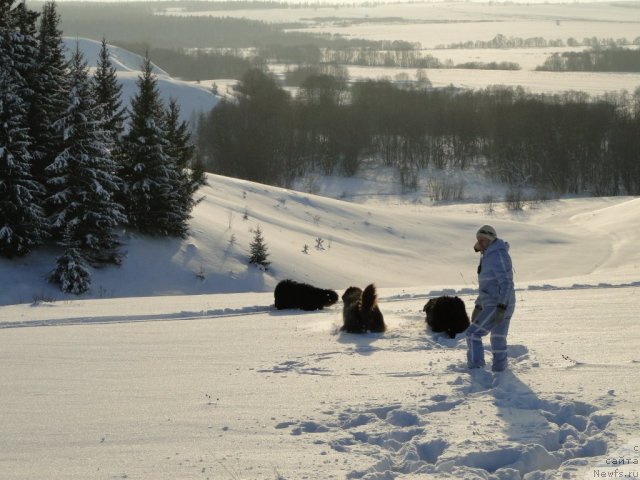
(274, 279, 339, 311)
(341, 284, 386, 333)
(423, 295, 470, 338)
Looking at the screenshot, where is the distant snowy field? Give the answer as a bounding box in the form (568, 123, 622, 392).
(1, 28, 640, 480)
(169, 1, 640, 95)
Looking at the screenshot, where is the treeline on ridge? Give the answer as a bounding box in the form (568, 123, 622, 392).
(438, 34, 640, 50)
(197, 69, 640, 196)
(537, 47, 640, 72)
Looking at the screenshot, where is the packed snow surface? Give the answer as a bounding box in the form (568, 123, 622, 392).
(1, 171, 639, 480)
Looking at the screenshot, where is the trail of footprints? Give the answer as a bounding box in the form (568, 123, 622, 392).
(274, 347, 612, 479)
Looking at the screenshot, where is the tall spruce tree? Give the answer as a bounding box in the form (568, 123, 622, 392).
(92, 38, 125, 155)
(122, 58, 191, 237)
(92, 38, 127, 210)
(164, 98, 205, 235)
(9, 1, 40, 102)
(0, 1, 48, 257)
(47, 47, 126, 282)
(30, 1, 68, 199)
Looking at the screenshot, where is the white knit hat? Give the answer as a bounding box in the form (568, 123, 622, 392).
(476, 225, 497, 241)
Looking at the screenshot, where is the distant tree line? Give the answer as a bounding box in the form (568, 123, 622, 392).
(1, 1, 204, 293)
(153, 1, 293, 11)
(537, 47, 640, 72)
(437, 34, 640, 50)
(254, 44, 520, 70)
(197, 69, 640, 196)
(125, 42, 520, 84)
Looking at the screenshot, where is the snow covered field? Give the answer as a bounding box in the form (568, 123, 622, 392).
(1, 24, 640, 480)
(1, 171, 639, 480)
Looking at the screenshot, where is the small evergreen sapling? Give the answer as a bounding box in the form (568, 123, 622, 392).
(249, 225, 270, 270)
(49, 238, 91, 294)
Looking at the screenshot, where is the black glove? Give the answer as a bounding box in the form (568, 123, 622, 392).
(494, 304, 507, 324)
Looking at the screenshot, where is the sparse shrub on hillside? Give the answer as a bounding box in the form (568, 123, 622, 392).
(196, 264, 206, 280)
(427, 177, 465, 202)
(505, 188, 526, 211)
(32, 291, 56, 305)
(529, 187, 560, 204)
(399, 167, 419, 193)
(483, 194, 496, 214)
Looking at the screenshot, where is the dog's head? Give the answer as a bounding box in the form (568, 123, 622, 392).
(423, 298, 437, 314)
(342, 286, 363, 304)
(423, 298, 439, 324)
(324, 289, 339, 306)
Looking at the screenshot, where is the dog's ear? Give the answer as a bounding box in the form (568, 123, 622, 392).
(423, 298, 436, 312)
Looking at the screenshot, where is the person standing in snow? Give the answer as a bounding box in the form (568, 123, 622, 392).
(466, 225, 516, 372)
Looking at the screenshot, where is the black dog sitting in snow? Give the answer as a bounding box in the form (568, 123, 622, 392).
(341, 284, 386, 333)
(274, 279, 339, 311)
(423, 296, 470, 338)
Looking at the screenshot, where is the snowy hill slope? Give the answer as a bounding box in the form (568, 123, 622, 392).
(62, 37, 218, 124)
(1, 171, 639, 306)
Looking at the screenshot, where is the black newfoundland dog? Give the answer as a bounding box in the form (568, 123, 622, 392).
(274, 279, 339, 311)
(423, 296, 470, 338)
(341, 284, 386, 333)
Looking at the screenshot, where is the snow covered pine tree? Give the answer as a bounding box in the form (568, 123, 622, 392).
(0, 1, 48, 257)
(249, 225, 270, 270)
(47, 47, 126, 293)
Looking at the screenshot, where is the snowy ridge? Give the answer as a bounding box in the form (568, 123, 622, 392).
(62, 37, 218, 124)
(62, 37, 170, 75)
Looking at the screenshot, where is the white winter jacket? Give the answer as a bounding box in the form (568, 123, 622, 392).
(476, 238, 515, 308)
